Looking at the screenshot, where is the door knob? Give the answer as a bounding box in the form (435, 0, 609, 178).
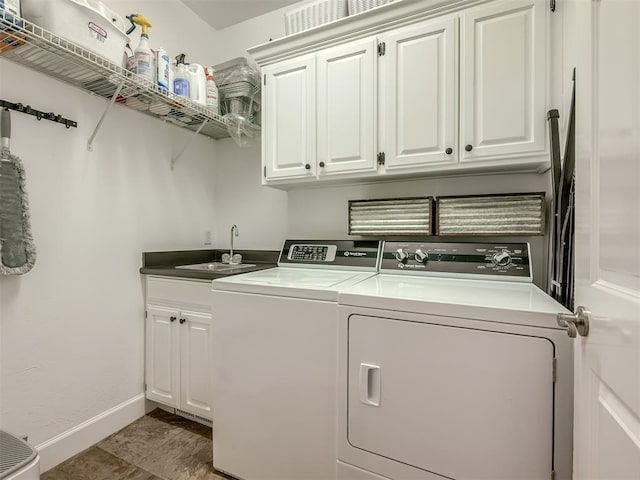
(179, 318, 186, 324)
(305, 163, 311, 170)
(445, 148, 453, 155)
(170, 316, 176, 322)
(557, 306, 590, 338)
(465, 144, 473, 152)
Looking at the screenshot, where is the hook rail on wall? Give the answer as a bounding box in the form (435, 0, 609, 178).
(0, 99, 77, 128)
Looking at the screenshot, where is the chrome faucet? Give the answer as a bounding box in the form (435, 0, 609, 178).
(229, 224, 239, 263)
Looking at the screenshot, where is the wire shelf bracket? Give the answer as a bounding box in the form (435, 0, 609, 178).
(87, 80, 124, 152)
(171, 119, 208, 170)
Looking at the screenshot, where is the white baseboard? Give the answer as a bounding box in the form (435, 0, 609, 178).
(35, 394, 147, 473)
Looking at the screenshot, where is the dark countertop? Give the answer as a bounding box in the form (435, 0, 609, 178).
(140, 248, 279, 280)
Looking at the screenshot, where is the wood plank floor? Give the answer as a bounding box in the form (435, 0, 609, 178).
(42, 409, 233, 480)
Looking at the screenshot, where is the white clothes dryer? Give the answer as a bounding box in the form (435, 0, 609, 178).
(337, 241, 573, 480)
(211, 240, 381, 480)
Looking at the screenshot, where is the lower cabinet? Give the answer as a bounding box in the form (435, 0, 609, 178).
(144, 277, 213, 421)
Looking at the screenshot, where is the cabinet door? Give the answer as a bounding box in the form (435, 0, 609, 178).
(263, 56, 316, 180)
(460, 0, 546, 162)
(179, 311, 213, 419)
(145, 305, 180, 408)
(317, 38, 377, 176)
(380, 16, 457, 171)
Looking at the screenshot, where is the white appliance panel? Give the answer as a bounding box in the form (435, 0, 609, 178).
(213, 267, 376, 300)
(340, 274, 569, 328)
(212, 290, 337, 480)
(347, 314, 554, 480)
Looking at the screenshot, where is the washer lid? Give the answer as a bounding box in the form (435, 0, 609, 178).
(213, 267, 377, 301)
(339, 274, 570, 329)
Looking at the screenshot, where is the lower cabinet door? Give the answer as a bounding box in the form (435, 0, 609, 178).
(179, 311, 213, 419)
(347, 314, 554, 480)
(145, 305, 180, 408)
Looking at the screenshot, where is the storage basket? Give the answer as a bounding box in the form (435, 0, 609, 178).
(21, 0, 129, 67)
(285, 0, 348, 35)
(213, 56, 260, 88)
(348, 0, 395, 15)
(219, 82, 260, 121)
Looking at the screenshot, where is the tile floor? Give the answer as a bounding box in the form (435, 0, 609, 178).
(42, 409, 233, 480)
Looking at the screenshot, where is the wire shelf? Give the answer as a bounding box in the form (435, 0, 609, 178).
(0, 8, 230, 139)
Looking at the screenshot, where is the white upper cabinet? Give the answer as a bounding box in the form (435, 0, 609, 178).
(460, 0, 546, 162)
(380, 15, 458, 171)
(317, 38, 377, 176)
(252, 0, 549, 187)
(262, 56, 316, 180)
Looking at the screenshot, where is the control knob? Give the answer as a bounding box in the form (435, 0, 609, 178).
(414, 249, 429, 264)
(395, 248, 409, 263)
(492, 250, 512, 267)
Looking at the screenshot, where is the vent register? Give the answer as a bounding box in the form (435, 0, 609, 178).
(349, 194, 545, 237)
(0, 430, 37, 479)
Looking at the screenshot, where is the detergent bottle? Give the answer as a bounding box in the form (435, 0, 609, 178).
(173, 54, 191, 99)
(127, 13, 153, 82)
(156, 46, 170, 92)
(187, 63, 207, 106)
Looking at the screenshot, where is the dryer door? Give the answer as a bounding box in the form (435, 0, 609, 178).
(347, 315, 554, 480)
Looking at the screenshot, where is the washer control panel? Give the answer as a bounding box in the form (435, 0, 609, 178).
(278, 240, 381, 269)
(287, 244, 337, 262)
(381, 242, 531, 281)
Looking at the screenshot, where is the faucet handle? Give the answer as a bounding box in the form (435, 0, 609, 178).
(221, 253, 231, 264)
(232, 254, 242, 265)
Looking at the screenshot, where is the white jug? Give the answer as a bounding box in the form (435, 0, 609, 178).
(187, 63, 207, 106)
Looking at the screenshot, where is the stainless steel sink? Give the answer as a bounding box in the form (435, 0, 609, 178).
(175, 262, 256, 272)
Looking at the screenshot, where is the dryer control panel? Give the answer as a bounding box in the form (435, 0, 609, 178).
(381, 242, 532, 281)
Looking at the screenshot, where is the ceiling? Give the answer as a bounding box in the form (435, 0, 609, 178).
(180, 0, 301, 30)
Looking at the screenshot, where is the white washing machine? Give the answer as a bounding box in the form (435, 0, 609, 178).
(211, 240, 381, 480)
(337, 241, 574, 480)
(0, 431, 40, 480)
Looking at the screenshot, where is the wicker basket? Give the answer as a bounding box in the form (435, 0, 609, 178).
(348, 0, 395, 15)
(285, 0, 349, 35)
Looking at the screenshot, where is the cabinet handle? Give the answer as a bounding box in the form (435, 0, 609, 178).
(170, 316, 177, 322)
(465, 144, 473, 152)
(179, 318, 186, 324)
(445, 148, 453, 155)
(305, 163, 311, 170)
(319, 161, 325, 167)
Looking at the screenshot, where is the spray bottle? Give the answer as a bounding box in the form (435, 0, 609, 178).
(127, 13, 153, 82)
(173, 54, 191, 99)
(205, 67, 219, 114)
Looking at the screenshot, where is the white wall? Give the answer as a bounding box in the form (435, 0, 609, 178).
(211, 3, 554, 286)
(0, 0, 220, 469)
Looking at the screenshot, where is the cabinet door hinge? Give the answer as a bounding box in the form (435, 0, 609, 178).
(377, 42, 386, 56)
(263, 74, 266, 85)
(263, 166, 267, 178)
(144, 310, 147, 319)
(144, 383, 147, 392)
(551, 470, 556, 480)
(552, 358, 557, 383)
(377, 152, 386, 165)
